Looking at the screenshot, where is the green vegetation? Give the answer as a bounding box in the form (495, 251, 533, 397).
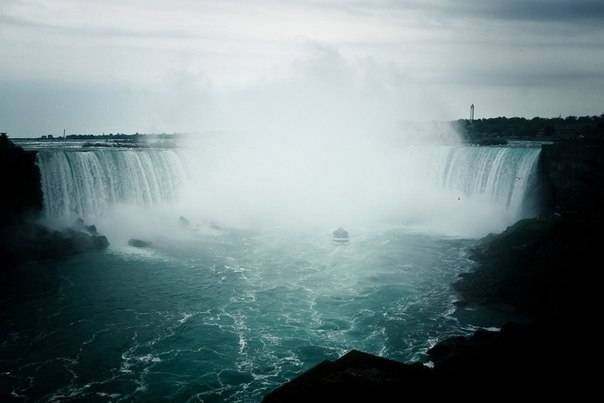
(4, 114, 603, 146)
(454, 114, 604, 145)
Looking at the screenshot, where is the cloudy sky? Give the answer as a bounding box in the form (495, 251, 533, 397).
(1, 0, 603, 138)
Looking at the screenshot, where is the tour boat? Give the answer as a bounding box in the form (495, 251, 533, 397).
(333, 227, 349, 244)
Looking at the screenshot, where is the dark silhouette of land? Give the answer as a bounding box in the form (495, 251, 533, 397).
(16, 113, 604, 146)
(455, 114, 604, 145)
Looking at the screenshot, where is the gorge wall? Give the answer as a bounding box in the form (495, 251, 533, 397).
(0, 145, 42, 227)
(540, 139, 604, 216)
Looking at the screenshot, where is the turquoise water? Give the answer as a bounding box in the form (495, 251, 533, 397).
(2, 226, 476, 402)
(3, 139, 544, 401)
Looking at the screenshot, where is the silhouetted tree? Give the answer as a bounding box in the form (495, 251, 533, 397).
(0, 132, 13, 148)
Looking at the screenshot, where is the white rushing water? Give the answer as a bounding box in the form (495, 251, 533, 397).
(33, 141, 542, 239)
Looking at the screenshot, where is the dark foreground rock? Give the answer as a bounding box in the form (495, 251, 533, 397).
(265, 320, 591, 401)
(263, 350, 449, 402)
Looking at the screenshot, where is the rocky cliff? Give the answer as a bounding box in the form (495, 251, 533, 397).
(0, 144, 42, 227)
(540, 138, 604, 216)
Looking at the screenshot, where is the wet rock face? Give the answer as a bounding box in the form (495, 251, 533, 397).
(540, 139, 604, 215)
(0, 146, 43, 227)
(1, 222, 110, 267)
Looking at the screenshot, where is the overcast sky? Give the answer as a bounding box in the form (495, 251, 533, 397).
(1, 0, 604, 138)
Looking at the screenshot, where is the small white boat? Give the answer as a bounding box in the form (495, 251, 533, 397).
(333, 227, 349, 244)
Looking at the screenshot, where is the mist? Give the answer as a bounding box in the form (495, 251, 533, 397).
(154, 50, 467, 234)
(147, 45, 455, 134)
(33, 49, 539, 240)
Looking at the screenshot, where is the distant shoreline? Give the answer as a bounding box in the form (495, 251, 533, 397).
(5, 113, 603, 143)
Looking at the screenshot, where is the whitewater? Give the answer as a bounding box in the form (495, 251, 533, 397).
(2, 135, 543, 402)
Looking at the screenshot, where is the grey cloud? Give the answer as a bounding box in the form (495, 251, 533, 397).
(333, 0, 604, 24)
(450, 0, 604, 23)
(465, 68, 604, 88)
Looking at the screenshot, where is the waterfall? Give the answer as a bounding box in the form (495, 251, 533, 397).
(35, 144, 543, 238)
(37, 149, 192, 224)
(439, 146, 541, 217)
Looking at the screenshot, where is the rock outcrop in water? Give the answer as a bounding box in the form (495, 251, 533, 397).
(128, 238, 153, 248)
(2, 221, 110, 265)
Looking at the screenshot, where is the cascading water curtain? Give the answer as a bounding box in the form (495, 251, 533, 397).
(36, 149, 193, 224)
(439, 145, 541, 219)
(35, 144, 542, 234)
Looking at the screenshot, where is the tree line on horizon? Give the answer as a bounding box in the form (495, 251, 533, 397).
(4, 114, 603, 144)
(454, 114, 604, 145)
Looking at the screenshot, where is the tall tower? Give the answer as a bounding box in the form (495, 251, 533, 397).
(470, 104, 474, 121)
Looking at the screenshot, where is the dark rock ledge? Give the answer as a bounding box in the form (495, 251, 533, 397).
(1, 219, 109, 267)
